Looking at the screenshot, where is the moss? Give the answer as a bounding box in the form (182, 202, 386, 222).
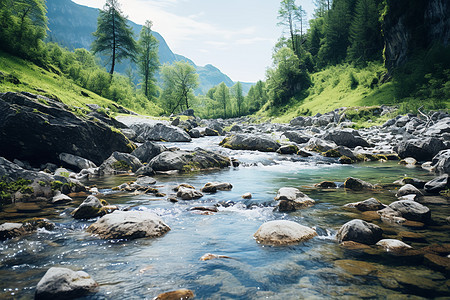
(182, 161, 201, 172)
(339, 156, 355, 164)
(374, 154, 388, 161)
(51, 180, 64, 191)
(127, 142, 137, 152)
(112, 160, 130, 171)
(322, 149, 341, 158)
(0, 177, 32, 203)
(440, 189, 450, 197)
(100, 199, 110, 206)
(385, 154, 400, 161)
(19, 185, 34, 194)
(38, 181, 47, 186)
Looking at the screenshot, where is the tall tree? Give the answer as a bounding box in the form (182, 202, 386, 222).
(214, 82, 230, 118)
(137, 20, 159, 99)
(160, 61, 199, 115)
(92, 0, 137, 75)
(278, 0, 301, 55)
(232, 82, 244, 116)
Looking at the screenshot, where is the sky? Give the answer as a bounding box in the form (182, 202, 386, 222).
(72, 0, 315, 83)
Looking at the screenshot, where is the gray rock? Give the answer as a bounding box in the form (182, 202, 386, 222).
(254, 220, 317, 245)
(344, 177, 376, 191)
(431, 149, 450, 174)
(135, 165, 156, 176)
(220, 134, 280, 152)
(395, 115, 411, 127)
(282, 131, 311, 144)
(131, 123, 191, 142)
(336, 219, 383, 245)
(188, 128, 201, 138)
(0, 222, 25, 240)
(344, 198, 386, 211)
(131, 141, 167, 163)
(72, 195, 112, 220)
(323, 129, 370, 148)
(201, 182, 233, 193)
(376, 239, 412, 252)
(276, 144, 299, 154)
(205, 127, 219, 136)
(59, 153, 97, 171)
(87, 210, 170, 240)
(305, 137, 337, 152)
(290, 116, 307, 127)
(274, 187, 315, 212)
(120, 128, 137, 141)
(424, 174, 450, 194)
(230, 124, 243, 132)
(396, 184, 423, 197)
(389, 200, 431, 222)
(35, 267, 98, 299)
(396, 137, 446, 161)
(177, 187, 203, 200)
(425, 117, 450, 136)
(51, 191, 72, 204)
(99, 152, 143, 175)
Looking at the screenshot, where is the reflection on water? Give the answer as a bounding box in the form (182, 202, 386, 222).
(0, 137, 449, 299)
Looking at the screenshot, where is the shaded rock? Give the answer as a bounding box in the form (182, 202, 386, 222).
(135, 165, 156, 176)
(170, 117, 180, 126)
(401, 177, 427, 189)
(339, 241, 372, 250)
(281, 131, 311, 144)
(120, 128, 137, 141)
(336, 219, 383, 245)
(431, 149, 450, 173)
(149, 148, 231, 172)
(0, 92, 134, 166)
(51, 191, 72, 204)
(0, 222, 26, 240)
(131, 123, 191, 142)
(399, 157, 417, 166)
(396, 183, 423, 197)
(254, 220, 317, 245)
(131, 141, 167, 163)
(220, 134, 280, 152)
(323, 129, 370, 148)
(424, 174, 450, 193)
(205, 127, 219, 136)
(229, 124, 243, 132)
(154, 289, 194, 300)
(276, 144, 299, 154)
(344, 198, 385, 211)
(305, 137, 337, 152)
(72, 195, 115, 219)
(339, 156, 354, 164)
(344, 177, 377, 191)
(190, 206, 218, 213)
(297, 149, 314, 157)
(188, 128, 201, 138)
(376, 239, 412, 252)
(314, 181, 337, 188)
(99, 152, 143, 175)
(389, 200, 431, 222)
(242, 192, 252, 199)
(425, 117, 450, 136)
(274, 187, 315, 212)
(176, 187, 203, 200)
(35, 267, 98, 300)
(87, 210, 170, 240)
(201, 182, 233, 193)
(59, 153, 97, 171)
(396, 137, 446, 161)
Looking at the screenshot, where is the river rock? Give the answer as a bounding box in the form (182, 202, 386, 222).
(396, 137, 446, 161)
(0, 92, 134, 166)
(0, 222, 26, 240)
(344, 198, 386, 211)
(51, 191, 72, 204)
(220, 134, 280, 152)
(72, 195, 114, 219)
(87, 210, 170, 240)
(149, 148, 231, 172)
(230, 124, 243, 132)
(344, 177, 376, 191)
(274, 187, 315, 212)
(254, 220, 317, 245)
(154, 289, 195, 300)
(400, 177, 427, 189)
(376, 239, 412, 252)
(58, 153, 97, 171)
(282, 131, 311, 144)
(201, 182, 233, 193)
(188, 128, 201, 138)
(395, 184, 423, 197)
(131, 123, 191, 142)
(424, 117, 450, 136)
(176, 187, 203, 200)
(314, 181, 337, 188)
(131, 141, 167, 163)
(305, 137, 337, 152)
(205, 127, 219, 136)
(99, 152, 143, 175)
(276, 144, 299, 154)
(424, 174, 450, 193)
(35, 267, 98, 299)
(389, 200, 431, 222)
(323, 129, 370, 148)
(135, 165, 156, 176)
(242, 193, 252, 199)
(431, 149, 450, 173)
(336, 219, 383, 245)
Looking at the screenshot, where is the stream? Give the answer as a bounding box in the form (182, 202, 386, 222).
(1, 136, 449, 299)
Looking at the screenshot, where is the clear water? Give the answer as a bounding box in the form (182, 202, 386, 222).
(1, 137, 449, 299)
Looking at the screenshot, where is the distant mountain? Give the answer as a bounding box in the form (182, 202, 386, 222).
(46, 0, 252, 94)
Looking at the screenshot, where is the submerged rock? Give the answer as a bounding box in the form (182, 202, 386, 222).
(376, 239, 412, 252)
(336, 219, 383, 245)
(201, 182, 233, 193)
(254, 220, 317, 245)
(274, 187, 315, 212)
(344, 177, 377, 191)
(35, 267, 98, 300)
(314, 181, 337, 189)
(200, 253, 233, 261)
(154, 289, 195, 300)
(389, 200, 431, 222)
(87, 210, 170, 240)
(220, 134, 280, 152)
(344, 198, 386, 211)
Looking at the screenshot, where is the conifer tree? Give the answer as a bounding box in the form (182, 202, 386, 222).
(232, 82, 244, 116)
(137, 20, 159, 99)
(214, 82, 230, 118)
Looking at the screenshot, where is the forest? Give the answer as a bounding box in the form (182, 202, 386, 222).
(0, 0, 449, 119)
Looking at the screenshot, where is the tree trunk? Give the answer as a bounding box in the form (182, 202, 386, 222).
(110, 9, 116, 75)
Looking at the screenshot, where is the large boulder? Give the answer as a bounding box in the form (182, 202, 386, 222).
(424, 117, 450, 136)
(58, 153, 97, 171)
(35, 267, 98, 299)
(424, 174, 450, 193)
(99, 152, 143, 175)
(131, 141, 167, 163)
(389, 200, 431, 222)
(396, 137, 446, 161)
(0, 92, 134, 166)
(323, 129, 370, 148)
(281, 131, 311, 144)
(344, 177, 377, 191)
(219, 134, 280, 152)
(336, 219, 383, 245)
(274, 187, 315, 212)
(305, 137, 337, 152)
(254, 220, 317, 245)
(431, 149, 450, 174)
(149, 148, 231, 172)
(131, 123, 191, 142)
(87, 210, 170, 240)
(396, 184, 423, 197)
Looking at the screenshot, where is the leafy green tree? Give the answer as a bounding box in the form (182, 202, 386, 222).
(232, 82, 245, 116)
(278, 0, 302, 55)
(214, 82, 230, 118)
(137, 20, 159, 100)
(160, 61, 199, 115)
(91, 0, 137, 75)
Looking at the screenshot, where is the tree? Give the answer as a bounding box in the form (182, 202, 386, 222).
(91, 0, 137, 75)
(278, 0, 301, 55)
(137, 20, 159, 99)
(232, 82, 244, 116)
(160, 61, 199, 115)
(214, 82, 230, 118)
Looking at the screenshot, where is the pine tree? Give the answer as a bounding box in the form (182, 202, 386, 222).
(137, 20, 159, 99)
(233, 82, 244, 116)
(92, 0, 137, 75)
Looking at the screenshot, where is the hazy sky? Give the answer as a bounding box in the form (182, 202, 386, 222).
(72, 0, 315, 83)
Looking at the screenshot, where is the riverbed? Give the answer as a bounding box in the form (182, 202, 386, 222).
(1, 136, 449, 299)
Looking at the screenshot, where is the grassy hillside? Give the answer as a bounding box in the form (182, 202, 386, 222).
(0, 51, 160, 115)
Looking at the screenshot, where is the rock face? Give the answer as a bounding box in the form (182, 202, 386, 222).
(431, 149, 450, 174)
(149, 148, 231, 172)
(274, 187, 315, 212)
(99, 152, 143, 175)
(0, 92, 134, 166)
(336, 219, 383, 245)
(35, 267, 98, 300)
(220, 134, 280, 152)
(131, 141, 167, 163)
(424, 174, 450, 193)
(323, 129, 370, 148)
(131, 123, 191, 142)
(254, 220, 317, 245)
(87, 210, 170, 240)
(389, 200, 431, 222)
(396, 137, 446, 161)
(59, 153, 97, 171)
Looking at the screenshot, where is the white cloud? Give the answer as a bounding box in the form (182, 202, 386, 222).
(236, 37, 276, 45)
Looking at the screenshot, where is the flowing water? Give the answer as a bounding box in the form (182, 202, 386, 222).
(1, 136, 449, 299)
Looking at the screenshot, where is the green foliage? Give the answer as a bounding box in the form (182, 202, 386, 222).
(112, 160, 130, 171)
(137, 20, 159, 100)
(214, 82, 230, 118)
(232, 82, 245, 116)
(0, 177, 32, 204)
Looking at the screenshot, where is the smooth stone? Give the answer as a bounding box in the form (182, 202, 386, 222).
(199, 253, 232, 261)
(35, 267, 98, 299)
(219, 134, 280, 152)
(339, 241, 372, 250)
(424, 174, 450, 194)
(344, 177, 376, 191)
(51, 191, 72, 204)
(99, 152, 143, 175)
(176, 187, 203, 200)
(87, 210, 170, 240)
(154, 289, 194, 300)
(376, 239, 412, 252)
(336, 219, 383, 245)
(396, 184, 423, 197)
(254, 220, 317, 245)
(201, 182, 233, 193)
(242, 193, 252, 199)
(276, 144, 299, 155)
(314, 181, 337, 188)
(274, 187, 315, 212)
(389, 200, 431, 222)
(59, 153, 97, 171)
(72, 195, 107, 219)
(344, 198, 385, 211)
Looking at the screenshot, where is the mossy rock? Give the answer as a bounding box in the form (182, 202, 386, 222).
(339, 156, 355, 164)
(385, 154, 400, 161)
(322, 149, 341, 158)
(374, 154, 388, 161)
(112, 160, 131, 171)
